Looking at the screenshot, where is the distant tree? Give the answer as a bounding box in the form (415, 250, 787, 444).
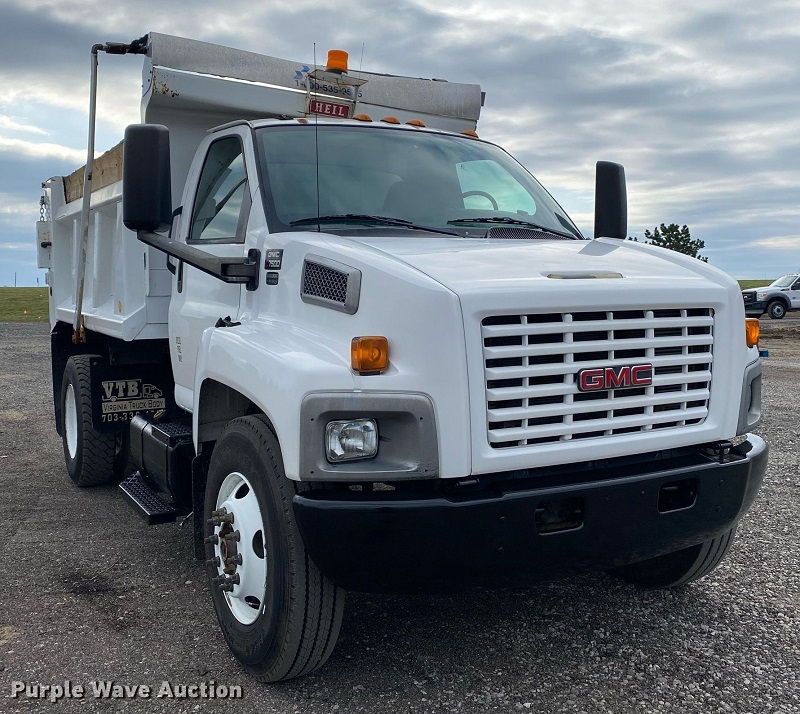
(629, 223, 707, 262)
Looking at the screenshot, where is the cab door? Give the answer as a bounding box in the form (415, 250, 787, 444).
(169, 130, 253, 409)
(789, 277, 800, 309)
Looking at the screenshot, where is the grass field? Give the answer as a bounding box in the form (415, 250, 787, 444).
(0, 287, 49, 322)
(738, 279, 772, 289)
(0, 281, 775, 322)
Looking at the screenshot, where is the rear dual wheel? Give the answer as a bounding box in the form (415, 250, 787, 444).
(61, 355, 119, 487)
(204, 415, 345, 681)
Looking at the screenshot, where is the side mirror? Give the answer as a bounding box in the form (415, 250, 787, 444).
(122, 124, 172, 232)
(594, 161, 627, 239)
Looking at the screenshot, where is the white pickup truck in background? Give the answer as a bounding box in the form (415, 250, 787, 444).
(37, 32, 767, 681)
(742, 273, 800, 319)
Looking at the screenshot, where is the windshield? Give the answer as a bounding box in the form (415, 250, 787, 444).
(770, 275, 798, 288)
(255, 125, 582, 238)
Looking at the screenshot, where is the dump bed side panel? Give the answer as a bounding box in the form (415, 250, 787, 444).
(43, 175, 169, 341)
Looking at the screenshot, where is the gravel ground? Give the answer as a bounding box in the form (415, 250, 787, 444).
(0, 320, 798, 714)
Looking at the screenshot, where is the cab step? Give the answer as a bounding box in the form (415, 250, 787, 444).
(119, 471, 177, 525)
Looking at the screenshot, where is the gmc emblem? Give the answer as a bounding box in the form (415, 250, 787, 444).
(577, 364, 653, 392)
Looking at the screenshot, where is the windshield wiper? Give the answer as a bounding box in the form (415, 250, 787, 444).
(290, 214, 459, 236)
(446, 216, 576, 239)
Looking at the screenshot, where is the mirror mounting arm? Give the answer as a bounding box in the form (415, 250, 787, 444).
(137, 230, 260, 291)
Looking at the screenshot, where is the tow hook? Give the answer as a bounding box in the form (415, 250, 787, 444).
(700, 440, 734, 464)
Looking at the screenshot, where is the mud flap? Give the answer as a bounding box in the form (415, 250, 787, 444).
(88, 359, 175, 432)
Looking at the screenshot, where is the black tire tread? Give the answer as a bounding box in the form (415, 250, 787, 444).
(214, 415, 344, 682)
(62, 355, 117, 487)
(683, 527, 735, 584)
(616, 527, 737, 589)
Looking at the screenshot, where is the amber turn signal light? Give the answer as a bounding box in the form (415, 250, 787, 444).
(745, 318, 760, 348)
(351, 336, 389, 373)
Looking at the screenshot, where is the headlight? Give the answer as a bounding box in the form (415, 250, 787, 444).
(325, 419, 378, 462)
(756, 291, 768, 300)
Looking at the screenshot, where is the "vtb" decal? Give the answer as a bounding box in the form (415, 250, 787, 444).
(577, 364, 653, 392)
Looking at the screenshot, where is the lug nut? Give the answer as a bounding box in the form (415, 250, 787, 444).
(211, 508, 235, 525)
(204, 534, 219, 545)
(206, 556, 221, 567)
(225, 554, 243, 566)
(223, 530, 241, 543)
(218, 573, 240, 592)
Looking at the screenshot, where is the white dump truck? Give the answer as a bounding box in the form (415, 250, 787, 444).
(38, 33, 767, 681)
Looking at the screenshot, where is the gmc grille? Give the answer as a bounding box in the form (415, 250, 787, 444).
(481, 308, 714, 448)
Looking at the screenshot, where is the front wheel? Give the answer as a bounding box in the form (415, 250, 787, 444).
(767, 300, 786, 319)
(204, 415, 345, 681)
(614, 527, 737, 588)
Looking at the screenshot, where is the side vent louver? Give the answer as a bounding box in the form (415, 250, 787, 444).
(301, 255, 361, 314)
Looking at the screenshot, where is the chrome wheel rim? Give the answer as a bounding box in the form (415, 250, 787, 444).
(213, 472, 267, 625)
(65, 383, 78, 459)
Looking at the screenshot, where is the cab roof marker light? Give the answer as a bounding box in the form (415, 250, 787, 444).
(353, 114, 372, 122)
(381, 116, 401, 124)
(461, 129, 479, 138)
(406, 119, 426, 127)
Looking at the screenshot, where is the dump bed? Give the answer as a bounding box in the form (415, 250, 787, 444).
(38, 32, 483, 341)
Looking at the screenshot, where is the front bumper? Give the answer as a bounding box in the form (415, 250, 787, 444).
(744, 299, 765, 314)
(294, 435, 767, 592)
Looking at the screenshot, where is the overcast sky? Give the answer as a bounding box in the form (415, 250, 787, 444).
(1, 0, 799, 285)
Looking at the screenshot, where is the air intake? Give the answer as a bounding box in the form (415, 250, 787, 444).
(487, 227, 571, 240)
(301, 255, 361, 314)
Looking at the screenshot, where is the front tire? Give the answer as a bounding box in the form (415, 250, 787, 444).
(615, 527, 737, 588)
(767, 300, 786, 319)
(204, 415, 345, 681)
(61, 355, 118, 487)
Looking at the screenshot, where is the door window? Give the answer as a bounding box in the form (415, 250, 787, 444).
(189, 137, 250, 243)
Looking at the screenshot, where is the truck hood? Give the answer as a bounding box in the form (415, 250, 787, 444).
(336, 234, 722, 294)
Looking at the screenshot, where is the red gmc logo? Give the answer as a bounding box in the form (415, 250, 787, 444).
(577, 364, 653, 392)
